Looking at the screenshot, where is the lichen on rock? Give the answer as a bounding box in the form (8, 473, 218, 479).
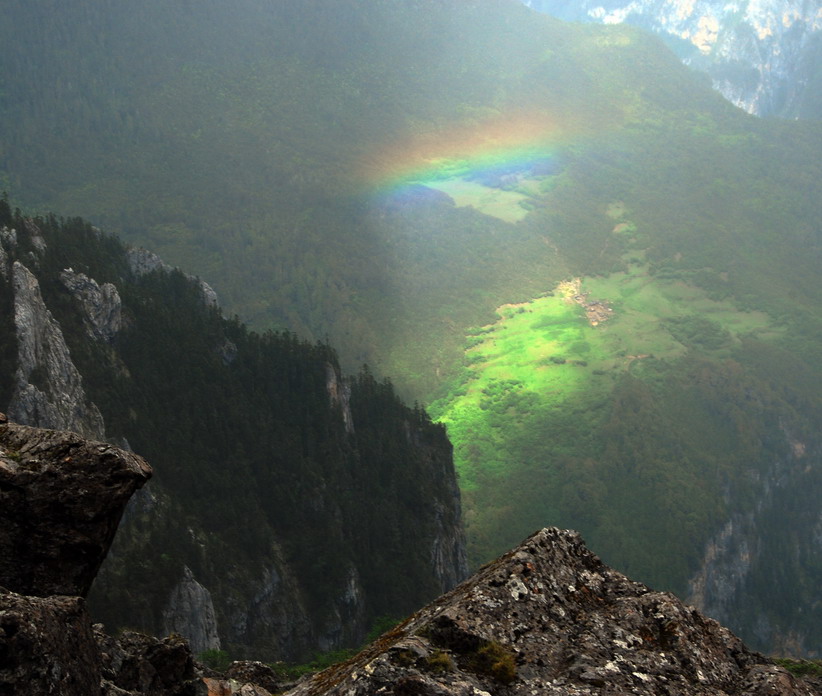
(285, 528, 820, 696)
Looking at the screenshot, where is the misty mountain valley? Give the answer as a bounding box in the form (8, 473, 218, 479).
(1, 1, 821, 694)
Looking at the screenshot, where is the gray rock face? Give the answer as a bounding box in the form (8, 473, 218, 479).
(687, 441, 822, 656)
(522, 0, 822, 118)
(60, 267, 122, 342)
(287, 528, 820, 696)
(316, 565, 367, 654)
(325, 363, 354, 434)
(7, 261, 106, 439)
(0, 589, 102, 696)
(162, 566, 222, 655)
(227, 556, 314, 660)
(127, 247, 219, 307)
(0, 422, 152, 597)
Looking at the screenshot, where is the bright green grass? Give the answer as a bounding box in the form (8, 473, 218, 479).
(432, 259, 780, 565)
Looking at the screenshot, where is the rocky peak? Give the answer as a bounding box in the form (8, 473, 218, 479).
(127, 247, 219, 308)
(287, 527, 820, 695)
(162, 566, 222, 655)
(7, 260, 106, 438)
(60, 267, 122, 342)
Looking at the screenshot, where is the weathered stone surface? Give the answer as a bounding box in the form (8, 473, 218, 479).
(0, 588, 101, 696)
(287, 528, 820, 696)
(60, 267, 122, 342)
(203, 677, 272, 696)
(7, 260, 106, 438)
(163, 566, 222, 655)
(95, 625, 206, 696)
(127, 248, 218, 307)
(0, 423, 152, 597)
(224, 661, 288, 694)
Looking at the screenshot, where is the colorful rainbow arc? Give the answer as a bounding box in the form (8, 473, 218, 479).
(360, 111, 570, 194)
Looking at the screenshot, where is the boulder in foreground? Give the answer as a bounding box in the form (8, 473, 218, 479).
(0, 422, 152, 598)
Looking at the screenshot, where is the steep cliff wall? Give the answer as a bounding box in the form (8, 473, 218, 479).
(3, 230, 105, 438)
(0, 205, 468, 661)
(523, 0, 822, 117)
(687, 436, 822, 657)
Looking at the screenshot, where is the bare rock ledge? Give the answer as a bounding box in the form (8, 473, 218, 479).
(0, 422, 152, 598)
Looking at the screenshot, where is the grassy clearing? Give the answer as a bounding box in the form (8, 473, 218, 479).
(423, 176, 544, 223)
(432, 252, 781, 565)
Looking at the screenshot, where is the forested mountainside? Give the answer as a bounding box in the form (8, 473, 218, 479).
(522, 0, 822, 118)
(0, 199, 467, 661)
(2, 0, 822, 657)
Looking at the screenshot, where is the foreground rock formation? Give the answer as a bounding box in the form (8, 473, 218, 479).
(288, 528, 820, 696)
(0, 421, 289, 696)
(0, 423, 151, 597)
(0, 420, 818, 695)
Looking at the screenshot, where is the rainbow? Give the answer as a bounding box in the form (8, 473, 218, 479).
(360, 110, 571, 196)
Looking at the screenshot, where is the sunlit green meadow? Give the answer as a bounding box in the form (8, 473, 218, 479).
(431, 251, 780, 565)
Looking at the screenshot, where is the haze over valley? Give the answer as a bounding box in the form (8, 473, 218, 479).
(1, 0, 821, 664)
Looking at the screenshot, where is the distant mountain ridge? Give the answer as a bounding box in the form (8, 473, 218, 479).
(522, 0, 822, 117)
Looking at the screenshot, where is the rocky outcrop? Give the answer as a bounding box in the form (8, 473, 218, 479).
(7, 260, 105, 438)
(522, 0, 822, 118)
(203, 661, 292, 696)
(287, 528, 820, 696)
(0, 422, 210, 696)
(0, 422, 152, 597)
(0, 589, 102, 696)
(60, 268, 122, 342)
(95, 626, 205, 696)
(163, 566, 222, 655)
(325, 363, 354, 434)
(127, 248, 219, 308)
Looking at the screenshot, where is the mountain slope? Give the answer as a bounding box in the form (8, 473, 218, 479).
(0, 199, 467, 660)
(2, 0, 822, 657)
(522, 0, 822, 118)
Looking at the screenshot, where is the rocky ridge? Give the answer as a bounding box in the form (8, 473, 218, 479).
(288, 527, 821, 696)
(7, 259, 106, 439)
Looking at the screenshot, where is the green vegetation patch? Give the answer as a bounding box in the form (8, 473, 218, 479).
(433, 262, 780, 569)
(424, 175, 546, 223)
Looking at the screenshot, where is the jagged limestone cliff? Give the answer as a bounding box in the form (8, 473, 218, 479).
(7, 259, 105, 439)
(0, 206, 468, 661)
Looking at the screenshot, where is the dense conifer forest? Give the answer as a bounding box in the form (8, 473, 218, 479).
(0, 198, 462, 659)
